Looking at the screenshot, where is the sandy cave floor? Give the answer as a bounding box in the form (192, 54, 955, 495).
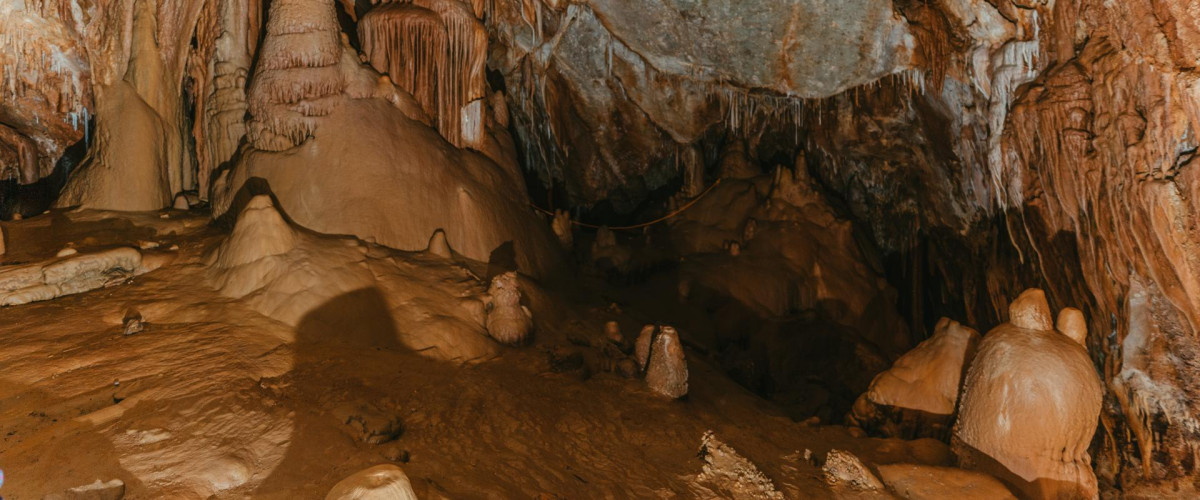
(0, 208, 959, 499)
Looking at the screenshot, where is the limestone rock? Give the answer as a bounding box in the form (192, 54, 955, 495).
(44, 479, 126, 500)
(326, 465, 417, 500)
(0, 247, 143, 306)
(644, 326, 688, 398)
(822, 449, 884, 491)
(694, 431, 783, 499)
(552, 209, 573, 250)
(634, 324, 655, 371)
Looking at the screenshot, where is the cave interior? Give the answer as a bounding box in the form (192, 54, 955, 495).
(1, 0, 1199, 498)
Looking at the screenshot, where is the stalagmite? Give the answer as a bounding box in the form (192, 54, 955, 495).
(211, 195, 298, 271)
(426, 228, 452, 258)
(953, 288, 1103, 500)
(635, 324, 655, 371)
(551, 209, 573, 250)
(485, 271, 533, 345)
(644, 325, 688, 398)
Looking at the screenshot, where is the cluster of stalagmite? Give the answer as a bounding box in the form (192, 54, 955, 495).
(953, 289, 1103, 499)
(246, 0, 347, 151)
(636, 325, 688, 399)
(848, 288, 1103, 499)
(358, 0, 488, 148)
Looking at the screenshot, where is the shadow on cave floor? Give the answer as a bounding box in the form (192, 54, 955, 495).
(254, 286, 406, 496)
(0, 378, 138, 498)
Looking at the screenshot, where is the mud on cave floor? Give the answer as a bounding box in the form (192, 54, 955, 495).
(0, 209, 957, 498)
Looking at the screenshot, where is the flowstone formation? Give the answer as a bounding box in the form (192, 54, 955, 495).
(212, 0, 562, 277)
(953, 289, 1103, 499)
(850, 317, 980, 439)
(208, 194, 503, 362)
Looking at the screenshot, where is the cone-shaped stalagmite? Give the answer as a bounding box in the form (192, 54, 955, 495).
(645, 326, 688, 398)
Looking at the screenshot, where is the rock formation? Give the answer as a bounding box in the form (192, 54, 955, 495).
(953, 289, 1104, 499)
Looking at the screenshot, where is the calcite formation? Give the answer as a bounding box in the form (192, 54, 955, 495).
(953, 289, 1103, 500)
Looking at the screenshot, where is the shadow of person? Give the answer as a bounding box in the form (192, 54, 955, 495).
(254, 286, 404, 497)
(0, 378, 137, 498)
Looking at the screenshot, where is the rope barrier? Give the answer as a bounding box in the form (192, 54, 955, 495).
(530, 178, 724, 231)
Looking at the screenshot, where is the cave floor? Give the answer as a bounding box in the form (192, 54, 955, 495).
(0, 209, 959, 499)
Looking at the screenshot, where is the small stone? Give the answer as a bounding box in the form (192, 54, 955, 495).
(616, 358, 639, 379)
(604, 320, 623, 344)
(326, 465, 416, 500)
(44, 478, 126, 500)
(379, 442, 411, 463)
(822, 449, 884, 491)
(123, 311, 144, 336)
(57, 247, 78, 257)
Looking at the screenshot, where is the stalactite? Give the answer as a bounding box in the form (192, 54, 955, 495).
(359, 0, 488, 148)
(0, 1, 91, 182)
(413, 0, 488, 148)
(247, 0, 346, 151)
(359, 4, 447, 121)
